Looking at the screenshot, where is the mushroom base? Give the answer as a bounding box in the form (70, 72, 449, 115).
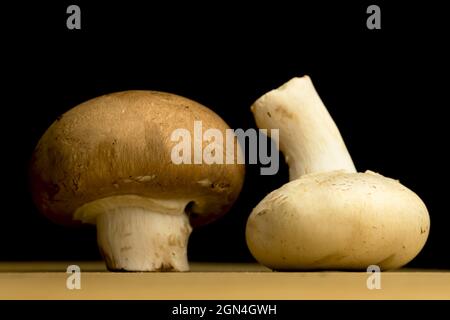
(96, 208, 192, 272)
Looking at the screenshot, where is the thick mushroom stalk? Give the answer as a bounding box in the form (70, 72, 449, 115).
(251, 76, 356, 180)
(75, 196, 192, 271)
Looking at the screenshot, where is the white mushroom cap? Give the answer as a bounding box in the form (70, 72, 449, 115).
(246, 170, 430, 270)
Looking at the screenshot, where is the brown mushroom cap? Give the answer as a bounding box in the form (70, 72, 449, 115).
(30, 91, 244, 226)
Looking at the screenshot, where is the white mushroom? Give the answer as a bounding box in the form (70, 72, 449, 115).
(246, 76, 430, 270)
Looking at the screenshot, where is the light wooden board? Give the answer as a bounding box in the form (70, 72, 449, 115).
(0, 262, 449, 299)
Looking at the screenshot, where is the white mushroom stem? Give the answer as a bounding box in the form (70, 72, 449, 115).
(251, 76, 356, 180)
(97, 209, 191, 271)
(74, 195, 192, 271)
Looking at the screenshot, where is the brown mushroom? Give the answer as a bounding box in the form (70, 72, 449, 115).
(30, 91, 244, 271)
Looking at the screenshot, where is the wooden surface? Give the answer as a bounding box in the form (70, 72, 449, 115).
(0, 262, 449, 300)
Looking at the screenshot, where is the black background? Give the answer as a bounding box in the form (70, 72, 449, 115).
(2, 2, 449, 268)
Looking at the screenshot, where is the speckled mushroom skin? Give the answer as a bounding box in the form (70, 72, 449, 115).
(246, 170, 430, 270)
(30, 91, 244, 226)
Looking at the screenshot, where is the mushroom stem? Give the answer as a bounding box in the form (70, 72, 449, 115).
(73, 195, 194, 271)
(251, 76, 356, 180)
(96, 208, 192, 271)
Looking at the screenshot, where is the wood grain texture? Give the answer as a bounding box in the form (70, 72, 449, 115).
(0, 262, 449, 300)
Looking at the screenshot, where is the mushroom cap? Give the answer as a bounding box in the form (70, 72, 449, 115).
(246, 170, 430, 270)
(30, 91, 244, 226)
